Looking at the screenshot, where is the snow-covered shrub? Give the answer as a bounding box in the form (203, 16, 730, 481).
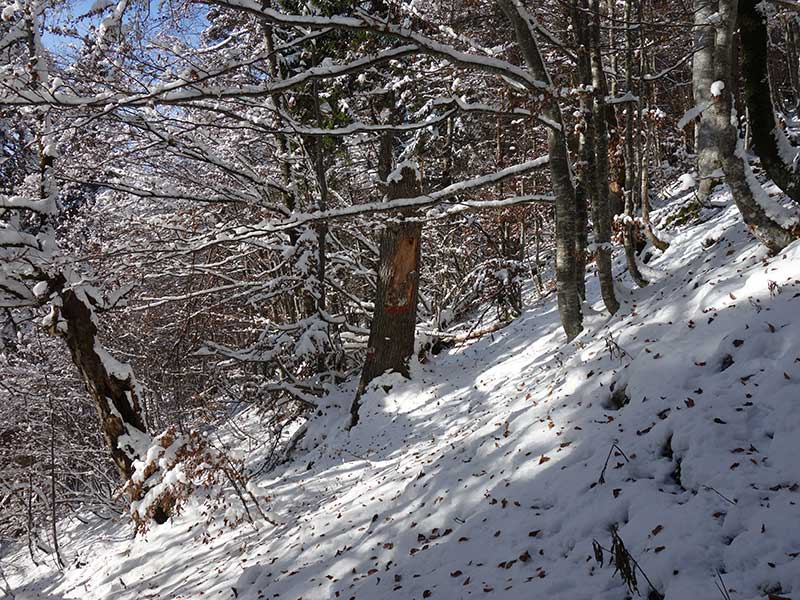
(122, 427, 269, 536)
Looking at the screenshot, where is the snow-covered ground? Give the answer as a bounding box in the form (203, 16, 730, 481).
(3, 186, 800, 600)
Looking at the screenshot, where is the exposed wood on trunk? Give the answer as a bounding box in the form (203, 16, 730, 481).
(350, 163, 423, 427)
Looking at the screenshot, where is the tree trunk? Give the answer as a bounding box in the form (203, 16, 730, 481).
(709, 0, 798, 253)
(739, 0, 800, 204)
(350, 162, 423, 427)
(498, 0, 583, 340)
(785, 18, 800, 109)
(622, 0, 648, 288)
(640, 126, 669, 251)
(694, 0, 723, 198)
(590, 0, 621, 315)
(575, 158, 588, 303)
(312, 79, 330, 375)
(638, 9, 669, 253)
(49, 278, 150, 480)
(570, 10, 589, 303)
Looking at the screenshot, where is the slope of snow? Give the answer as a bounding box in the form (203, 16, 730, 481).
(4, 189, 800, 600)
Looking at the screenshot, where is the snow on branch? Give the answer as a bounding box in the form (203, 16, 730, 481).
(198, 0, 548, 91)
(426, 193, 555, 219)
(0, 45, 419, 107)
(269, 156, 552, 229)
(643, 45, 706, 81)
(0, 196, 57, 214)
(186, 96, 538, 139)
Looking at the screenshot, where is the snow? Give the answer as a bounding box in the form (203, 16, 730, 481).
(1, 1, 19, 22)
(710, 80, 725, 97)
(387, 159, 420, 185)
(89, 0, 115, 11)
(0, 195, 56, 214)
(736, 138, 800, 229)
(5, 187, 800, 600)
(31, 281, 49, 297)
(677, 172, 697, 191)
(606, 91, 640, 104)
(677, 104, 706, 129)
(773, 126, 800, 172)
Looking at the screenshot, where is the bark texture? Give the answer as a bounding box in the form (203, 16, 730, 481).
(351, 165, 423, 426)
(710, 0, 798, 253)
(693, 0, 722, 197)
(50, 278, 149, 480)
(498, 0, 583, 340)
(622, 0, 648, 288)
(589, 0, 620, 314)
(739, 0, 800, 204)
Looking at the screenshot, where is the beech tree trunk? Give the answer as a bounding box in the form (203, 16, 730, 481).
(498, 0, 583, 340)
(575, 158, 589, 302)
(709, 0, 798, 253)
(739, 0, 800, 204)
(49, 277, 149, 480)
(572, 19, 589, 305)
(574, 0, 619, 313)
(622, 0, 648, 288)
(637, 3, 669, 253)
(694, 0, 722, 198)
(640, 127, 669, 251)
(350, 162, 423, 427)
(590, 0, 620, 314)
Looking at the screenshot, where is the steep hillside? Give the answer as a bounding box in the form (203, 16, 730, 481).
(4, 187, 800, 600)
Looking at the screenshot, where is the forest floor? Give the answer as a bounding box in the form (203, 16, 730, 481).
(3, 181, 800, 600)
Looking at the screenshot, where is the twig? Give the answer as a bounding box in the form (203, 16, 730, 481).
(598, 442, 631, 485)
(714, 569, 732, 600)
(702, 485, 737, 506)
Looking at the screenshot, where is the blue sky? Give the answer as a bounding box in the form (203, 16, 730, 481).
(42, 1, 207, 52)
(41, 0, 100, 50)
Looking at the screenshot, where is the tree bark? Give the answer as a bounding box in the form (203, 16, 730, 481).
(784, 18, 800, 109)
(571, 15, 589, 303)
(739, 0, 800, 204)
(637, 0, 668, 252)
(498, 0, 583, 340)
(709, 0, 798, 253)
(49, 278, 149, 480)
(622, 0, 648, 288)
(589, 0, 621, 314)
(694, 0, 723, 198)
(312, 79, 330, 374)
(575, 152, 589, 302)
(640, 125, 669, 251)
(350, 163, 423, 427)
